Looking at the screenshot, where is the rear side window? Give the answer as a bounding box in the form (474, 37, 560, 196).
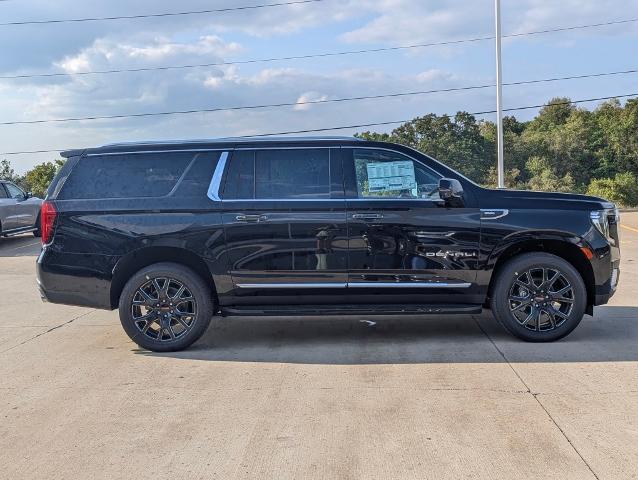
(222, 148, 331, 200)
(59, 152, 194, 199)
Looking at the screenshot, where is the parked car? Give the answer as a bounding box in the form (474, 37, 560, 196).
(0, 180, 42, 237)
(36, 137, 621, 351)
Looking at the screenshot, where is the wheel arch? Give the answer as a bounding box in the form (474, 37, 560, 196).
(487, 236, 595, 314)
(110, 246, 217, 309)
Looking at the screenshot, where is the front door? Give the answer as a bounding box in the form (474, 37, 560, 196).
(220, 147, 348, 305)
(343, 147, 483, 305)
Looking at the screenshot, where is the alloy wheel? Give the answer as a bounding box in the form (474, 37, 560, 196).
(507, 267, 574, 332)
(131, 277, 197, 341)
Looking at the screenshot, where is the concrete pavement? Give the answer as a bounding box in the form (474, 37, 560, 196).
(1, 214, 637, 479)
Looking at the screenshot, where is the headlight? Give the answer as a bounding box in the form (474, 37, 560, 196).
(590, 207, 619, 240)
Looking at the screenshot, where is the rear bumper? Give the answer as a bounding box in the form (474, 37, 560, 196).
(36, 247, 117, 310)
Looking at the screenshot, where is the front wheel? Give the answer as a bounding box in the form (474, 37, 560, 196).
(490, 253, 587, 342)
(118, 263, 214, 352)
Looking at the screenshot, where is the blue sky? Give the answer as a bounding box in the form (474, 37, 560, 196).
(1, 0, 638, 172)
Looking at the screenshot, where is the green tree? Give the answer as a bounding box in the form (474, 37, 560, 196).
(587, 172, 638, 207)
(23, 159, 65, 198)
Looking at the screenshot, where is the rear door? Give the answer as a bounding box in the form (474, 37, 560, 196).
(344, 147, 483, 305)
(219, 147, 348, 305)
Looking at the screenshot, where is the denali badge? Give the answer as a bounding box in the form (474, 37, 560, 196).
(426, 251, 477, 258)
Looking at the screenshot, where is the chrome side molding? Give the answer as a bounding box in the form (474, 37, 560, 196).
(236, 282, 472, 289)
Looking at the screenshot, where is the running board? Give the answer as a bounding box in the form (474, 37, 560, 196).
(2, 227, 37, 237)
(220, 304, 482, 317)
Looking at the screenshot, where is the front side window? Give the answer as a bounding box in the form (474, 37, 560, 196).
(352, 149, 441, 200)
(5, 183, 24, 199)
(223, 148, 331, 200)
(59, 152, 194, 200)
(0, 184, 7, 199)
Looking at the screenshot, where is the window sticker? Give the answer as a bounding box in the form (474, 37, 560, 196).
(366, 160, 416, 193)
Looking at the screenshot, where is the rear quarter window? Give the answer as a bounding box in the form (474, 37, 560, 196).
(58, 152, 196, 200)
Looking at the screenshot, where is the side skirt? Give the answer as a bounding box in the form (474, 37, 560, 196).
(219, 304, 482, 317)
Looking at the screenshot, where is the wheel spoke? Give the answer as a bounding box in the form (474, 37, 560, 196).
(521, 307, 538, 327)
(153, 278, 169, 298)
(545, 309, 557, 329)
(553, 295, 574, 304)
(172, 285, 186, 301)
(552, 285, 572, 296)
(545, 270, 559, 289)
(514, 280, 530, 290)
(136, 288, 156, 307)
(550, 307, 568, 319)
(167, 325, 176, 340)
(511, 301, 531, 313)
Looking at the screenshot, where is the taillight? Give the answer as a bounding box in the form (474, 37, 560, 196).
(41, 200, 57, 245)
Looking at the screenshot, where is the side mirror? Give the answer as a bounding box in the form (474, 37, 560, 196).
(438, 178, 464, 206)
(25, 192, 32, 199)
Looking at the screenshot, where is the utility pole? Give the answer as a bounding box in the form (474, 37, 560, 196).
(494, 0, 505, 188)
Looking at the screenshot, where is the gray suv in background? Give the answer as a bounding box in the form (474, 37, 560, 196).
(0, 181, 42, 237)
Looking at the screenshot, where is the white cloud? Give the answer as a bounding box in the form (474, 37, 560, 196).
(293, 91, 330, 110)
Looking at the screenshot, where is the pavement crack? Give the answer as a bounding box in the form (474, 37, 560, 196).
(0, 310, 95, 354)
(472, 315, 601, 480)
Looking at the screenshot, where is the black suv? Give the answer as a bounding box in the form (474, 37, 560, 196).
(37, 137, 621, 351)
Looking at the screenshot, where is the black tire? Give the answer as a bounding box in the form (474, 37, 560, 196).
(118, 262, 214, 352)
(490, 252, 587, 342)
(33, 214, 41, 237)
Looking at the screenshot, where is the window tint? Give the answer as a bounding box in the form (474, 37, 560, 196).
(353, 149, 441, 200)
(59, 152, 194, 199)
(255, 149, 330, 199)
(0, 184, 7, 199)
(222, 149, 332, 200)
(5, 183, 24, 199)
(173, 152, 220, 198)
(223, 150, 255, 200)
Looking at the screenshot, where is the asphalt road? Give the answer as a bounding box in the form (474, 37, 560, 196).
(1, 214, 637, 479)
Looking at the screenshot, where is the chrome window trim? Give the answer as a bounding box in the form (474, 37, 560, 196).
(207, 151, 229, 202)
(236, 282, 471, 289)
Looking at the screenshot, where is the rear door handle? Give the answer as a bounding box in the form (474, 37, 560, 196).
(352, 213, 384, 220)
(235, 214, 268, 222)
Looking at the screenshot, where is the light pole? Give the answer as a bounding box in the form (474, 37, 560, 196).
(494, 0, 505, 188)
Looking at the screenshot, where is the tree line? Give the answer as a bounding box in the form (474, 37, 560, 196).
(1, 96, 637, 205)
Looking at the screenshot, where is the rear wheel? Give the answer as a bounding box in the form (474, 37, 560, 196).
(490, 253, 587, 342)
(118, 263, 213, 352)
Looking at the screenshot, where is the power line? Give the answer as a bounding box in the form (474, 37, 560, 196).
(3, 18, 638, 80)
(2, 68, 637, 126)
(0, 0, 325, 26)
(0, 36, 494, 80)
(1, 93, 636, 156)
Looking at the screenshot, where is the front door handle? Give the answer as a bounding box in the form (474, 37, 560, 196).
(352, 213, 384, 220)
(236, 214, 268, 222)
